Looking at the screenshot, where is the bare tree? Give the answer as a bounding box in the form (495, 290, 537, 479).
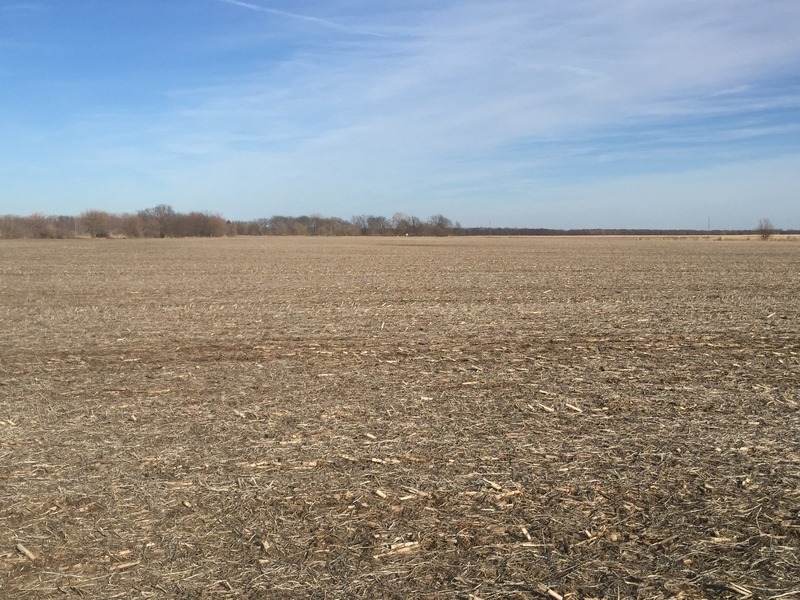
(138, 204, 177, 237)
(427, 214, 453, 236)
(757, 218, 775, 240)
(80, 210, 113, 238)
(392, 212, 411, 236)
(119, 214, 144, 238)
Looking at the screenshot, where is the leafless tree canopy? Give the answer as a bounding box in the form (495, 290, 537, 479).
(2, 207, 794, 240)
(757, 218, 776, 240)
(0, 207, 461, 239)
(0, 207, 228, 239)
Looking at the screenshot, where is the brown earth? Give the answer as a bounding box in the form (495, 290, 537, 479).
(1, 236, 798, 599)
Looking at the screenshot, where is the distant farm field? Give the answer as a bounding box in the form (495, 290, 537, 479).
(1, 236, 798, 599)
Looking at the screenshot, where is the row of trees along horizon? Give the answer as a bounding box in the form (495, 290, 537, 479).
(0, 206, 460, 239)
(0, 206, 788, 239)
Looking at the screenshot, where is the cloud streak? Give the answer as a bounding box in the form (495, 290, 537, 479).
(3, 0, 799, 226)
(217, 0, 383, 37)
(183, 1, 800, 159)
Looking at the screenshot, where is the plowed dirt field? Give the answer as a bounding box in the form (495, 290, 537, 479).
(1, 236, 798, 599)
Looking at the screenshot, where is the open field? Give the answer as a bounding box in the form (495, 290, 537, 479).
(1, 236, 798, 599)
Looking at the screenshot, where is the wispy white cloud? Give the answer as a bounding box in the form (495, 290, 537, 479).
(113, 0, 789, 225)
(5, 0, 799, 226)
(173, 1, 800, 159)
(217, 0, 383, 37)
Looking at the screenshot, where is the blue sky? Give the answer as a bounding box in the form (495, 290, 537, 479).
(1, 0, 799, 229)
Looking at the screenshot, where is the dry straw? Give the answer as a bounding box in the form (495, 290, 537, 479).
(1, 237, 798, 598)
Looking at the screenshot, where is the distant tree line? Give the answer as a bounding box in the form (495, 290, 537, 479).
(0, 206, 228, 239)
(0, 207, 794, 239)
(0, 207, 461, 239)
(228, 213, 459, 237)
(459, 227, 798, 236)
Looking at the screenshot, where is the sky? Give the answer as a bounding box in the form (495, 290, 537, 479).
(1, 0, 799, 229)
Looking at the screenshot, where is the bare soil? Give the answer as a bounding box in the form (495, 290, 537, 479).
(1, 236, 798, 599)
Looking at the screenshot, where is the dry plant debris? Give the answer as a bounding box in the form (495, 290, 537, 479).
(1, 236, 798, 599)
